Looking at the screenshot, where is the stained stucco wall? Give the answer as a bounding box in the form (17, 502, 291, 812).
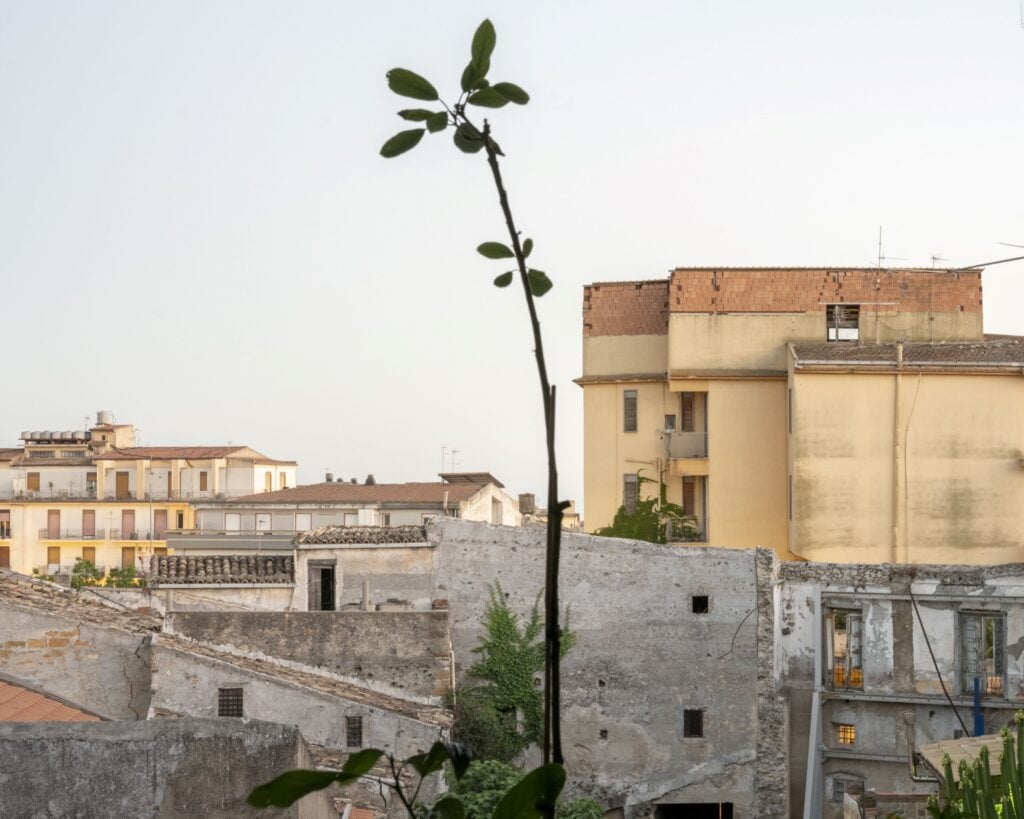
(791, 371, 1024, 564)
(426, 518, 779, 817)
(0, 718, 333, 819)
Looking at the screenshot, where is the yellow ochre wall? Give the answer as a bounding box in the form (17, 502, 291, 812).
(791, 371, 1024, 564)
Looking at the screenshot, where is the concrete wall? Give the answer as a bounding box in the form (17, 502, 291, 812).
(0, 599, 151, 719)
(295, 544, 436, 610)
(582, 334, 668, 378)
(779, 561, 1024, 818)
(150, 641, 446, 768)
(165, 610, 451, 700)
(791, 370, 1024, 564)
(427, 518, 776, 816)
(0, 718, 333, 818)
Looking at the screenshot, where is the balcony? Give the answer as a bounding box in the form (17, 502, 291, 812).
(109, 529, 155, 541)
(38, 529, 107, 541)
(166, 529, 297, 551)
(666, 515, 707, 543)
(668, 431, 708, 459)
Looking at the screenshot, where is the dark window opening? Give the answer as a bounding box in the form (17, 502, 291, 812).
(826, 304, 859, 341)
(960, 612, 1005, 696)
(664, 414, 676, 432)
(692, 595, 709, 614)
(654, 803, 733, 819)
(346, 715, 363, 748)
(623, 389, 638, 432)
(308, 564, 337, 611)
(599, 729, 608, 740)
(218, 687, 243, 717)
(623, 474, 638, 516)
(683, 709, 704, 738)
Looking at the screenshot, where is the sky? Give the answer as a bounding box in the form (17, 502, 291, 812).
(1, 1, 1022, 514)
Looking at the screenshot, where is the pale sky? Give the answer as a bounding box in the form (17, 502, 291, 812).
(2, 1, 1022, 514)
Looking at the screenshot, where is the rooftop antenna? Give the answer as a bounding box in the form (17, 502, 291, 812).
(449, 449, 460, 472)
(930, 254, 948, 268)
(876, 226, 907, 268)
(1020, 1, 1023, 28)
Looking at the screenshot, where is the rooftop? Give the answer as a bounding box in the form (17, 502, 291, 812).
(792, 335, 1024, 369)
(231, 481, 486, 505)
(0, 677, 102, 723)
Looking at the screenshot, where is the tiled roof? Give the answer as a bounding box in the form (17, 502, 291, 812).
(0, 448, 22, 461)
(295, 525, 428, 545)
(792, 336, 1024, 368)
(97, 446, 248, 460)
(232, 482, 484, 505)
(918, 733, 1003, 784)
(0, 678, 101, 722)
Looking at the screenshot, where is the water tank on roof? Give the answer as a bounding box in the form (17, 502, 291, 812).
(325, 472, 334, 482)
(20, 432, 30, 441)
(73, 430, 86, 441)
(61, 431, 72, 440)
(97, 410, 114, 426)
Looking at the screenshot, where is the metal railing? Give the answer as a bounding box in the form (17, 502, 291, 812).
(666, 515, 708, 543)
(38, 529, 107, 540)
(0, 488, 279, 501)
(109, 529, 155, 541)
(668, 431, 708, 459)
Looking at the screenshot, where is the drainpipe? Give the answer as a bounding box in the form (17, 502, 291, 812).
(892, 341, 903, 563)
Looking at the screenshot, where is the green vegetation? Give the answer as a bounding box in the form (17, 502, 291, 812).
(70, 558, 104, 589)
(454, 583, 575, 762)
(594, 474, 690, 544)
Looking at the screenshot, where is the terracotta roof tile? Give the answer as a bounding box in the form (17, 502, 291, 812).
(0, 679, 101, 722)
(231, 482, 484, 505)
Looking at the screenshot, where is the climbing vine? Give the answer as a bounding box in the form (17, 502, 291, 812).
(454, 582, 576, 761)
(594, 473, 692, 545)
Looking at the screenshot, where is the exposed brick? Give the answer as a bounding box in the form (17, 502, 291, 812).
(583, 280, 670, 337)
(47, 638, 70, 648)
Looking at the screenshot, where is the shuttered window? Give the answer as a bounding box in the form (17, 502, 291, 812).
(623, 390, 637, 432)
(623, 474, 638, 516)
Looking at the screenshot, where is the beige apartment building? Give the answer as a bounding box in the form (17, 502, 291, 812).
(579, 266, 1024, 563)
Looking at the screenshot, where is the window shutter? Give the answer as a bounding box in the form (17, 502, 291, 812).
(962, 614, 980, 691)
(994, 617, 1006, 676)
(308, 568, 322, 611)
(849, 614, 863, 669)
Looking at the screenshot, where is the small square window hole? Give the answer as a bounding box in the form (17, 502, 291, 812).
(692, 595, 709, 614)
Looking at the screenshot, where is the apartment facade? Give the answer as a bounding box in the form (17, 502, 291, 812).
(579, 266, 1024, 563)
(0, 412, 296, 575)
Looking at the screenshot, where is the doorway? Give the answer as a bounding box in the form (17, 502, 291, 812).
(307, 561, 337, 611)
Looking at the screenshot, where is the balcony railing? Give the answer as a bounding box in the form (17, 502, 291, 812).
(668, 431, 708, 459)
(0, 488, 280, 501)
(109, 529, 155, 541)
(38, 529, 107, 540)
(666, 515, 707, 543)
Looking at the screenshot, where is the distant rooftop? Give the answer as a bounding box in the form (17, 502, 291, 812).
(231, 481, 487, 505)
(792, 335, 1024, 369)
(0, 677, 101, 723)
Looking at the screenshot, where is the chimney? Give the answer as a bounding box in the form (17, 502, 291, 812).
(350, 478, 358, 484)
(365, 474, 376, 485)
(325, 472, 334, 483)
(518, 493, 536, 515)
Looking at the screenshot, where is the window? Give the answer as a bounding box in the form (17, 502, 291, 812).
(664, 414, 676, 432)
(218, 687, 244, 717)
(379, 512, 391, 527)
(86, 472, 97, 497)
(680, 393, 695, 431)
(692, 595, 709, 614)
(343, 512, 358, 527)
(837, 724, 856, 745)
(199, 471, 208, 491)
(826, 304, 859, 341)
(960, 612, 1005, 696)
(682, 709, 704, 738)
(0, 511, 9, 539)
(27, 472, 40, 492)
(296, 512, 312, 532)
(346, 716, 363, 747)
(60, 450, 85, 459)
(82, 546, 96, 564)
(30, 450, 55, 459)
(623, 474, 638, 516)
(175, 511, 184, 529)
(279, 473, 287, 489)
(255, 513, 272, 532)
(623, 389, 638, 432)
(264, 472, 272, 492)
(827, 610, 863, 690)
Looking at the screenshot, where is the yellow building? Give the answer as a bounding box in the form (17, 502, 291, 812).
(0, 412, 296, 577)
(579, 266, 1024, 563)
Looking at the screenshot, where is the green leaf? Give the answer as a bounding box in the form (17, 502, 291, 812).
(461, 62, 477, 93)
(492, 764, 566, 819)
(467, 88, 509, 108)
(478, 242, 514, 259)
(339, 748, 384, 778)
(247, 770, 339, 808)
(522, 238, 533, 258)
(492, 82, 530, 105)
(380, 129, 425, 158)
(397, 109, 437, 122)
(431, 795, 466, 819)
(470, 19, 496, 78)
(454, 129, 483, 154)
(528, 269, 553, 297)
(472, 78, 490, 90)
(426, 112, 448, 133)
(444, 741, 473, 779)
(408, 741, 450, 777)
(386, 68, 438, 101)
(494, 272, 514, 288)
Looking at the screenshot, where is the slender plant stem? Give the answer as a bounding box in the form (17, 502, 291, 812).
(478, 120, 565, 768)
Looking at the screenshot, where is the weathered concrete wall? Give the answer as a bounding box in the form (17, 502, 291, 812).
(0, 599, 151, 719)
(294, 544, 436, 610)
(779, 560, 1024, 818)
(165, 610, 451, 700)
(427, 518, 768, 817)
(150, 641, 446, 768)
(0, 718, 333, 818)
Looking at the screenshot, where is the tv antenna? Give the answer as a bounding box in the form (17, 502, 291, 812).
(876, 227, 907, 267)
(930, 254, 949, 268)
(441, 446, 460, 472)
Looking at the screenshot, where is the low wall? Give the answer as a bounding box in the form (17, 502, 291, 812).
(165, 610, 452, 699)
(0, 718, 333, 818)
